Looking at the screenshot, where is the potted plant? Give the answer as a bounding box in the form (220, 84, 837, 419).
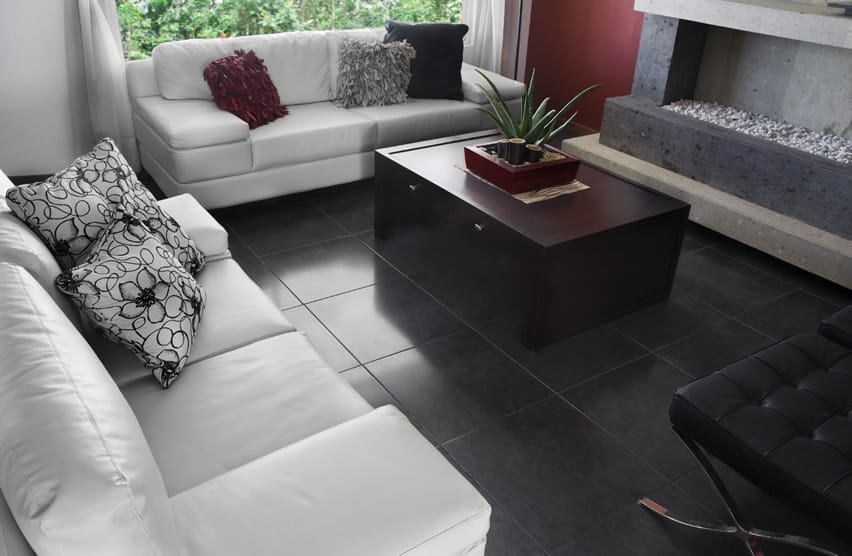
(475, 68, 602, 162)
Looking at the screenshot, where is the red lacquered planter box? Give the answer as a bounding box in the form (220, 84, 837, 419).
(463, 142, 581, 194)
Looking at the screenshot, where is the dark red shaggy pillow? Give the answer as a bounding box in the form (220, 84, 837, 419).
(203, 49, 288, 129)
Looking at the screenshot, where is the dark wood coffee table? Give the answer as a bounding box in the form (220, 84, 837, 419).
(374, 131, 690, 349)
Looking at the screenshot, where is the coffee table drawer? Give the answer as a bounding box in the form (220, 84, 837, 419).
(375, 157, 442, 237)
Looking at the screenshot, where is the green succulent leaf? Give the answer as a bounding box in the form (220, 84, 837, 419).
(477, 68, 603, 145)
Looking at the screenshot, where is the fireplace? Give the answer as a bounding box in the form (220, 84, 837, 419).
(563, 0, 852, 288)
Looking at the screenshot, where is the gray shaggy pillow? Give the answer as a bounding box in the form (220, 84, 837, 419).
(336, 39, 416, 108)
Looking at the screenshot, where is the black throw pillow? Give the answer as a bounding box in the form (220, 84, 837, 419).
(384, 20, 469, 100)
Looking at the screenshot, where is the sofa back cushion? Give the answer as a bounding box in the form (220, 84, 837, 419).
(0, 182, 81, 330)
(153, 31, 331, 105)
(0, 262, 177, 554)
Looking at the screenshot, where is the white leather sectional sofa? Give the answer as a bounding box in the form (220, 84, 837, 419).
(126, 28, 525, 208)
(0, 170, 491, 555)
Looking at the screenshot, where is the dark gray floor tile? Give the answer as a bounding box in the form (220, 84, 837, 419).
(680, 235, 704, 254)
(737, 289, 839, 341)
(551, 483, 748, 555)
(484, 505, 546, 556)
(683, 222, 728, 248)
(307, 276, 465, 363)
(311, 180, 375, 234)
(265, 236, 394, 302)
(283, 306, 358, 372)
(712, 240, 816, 288)
(805, 277, 852, 307)
(657, 318, 774, 378)
(444, 397, 667, 551)
(217, 196, 348, 255)
(366, 330, 551, 443)
(675, 463, 852, 554)
(612, 287, 728, 350)
(340, 367, 398, 409)
(476, 315, 648, 392)
(562, 355, 696, 479)
(675, 248, 796, 316)
(224, 224, 300, 310)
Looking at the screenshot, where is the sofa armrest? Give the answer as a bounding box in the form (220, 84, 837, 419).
(170, 405, 491, 556)
(818, 304, 852, 348)
(461, 62, 526, 105)
(126, 58, 160, 109)
(157, 194, 229, 260)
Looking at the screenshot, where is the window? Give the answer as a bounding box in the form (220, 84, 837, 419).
(118, 0, 462, 60)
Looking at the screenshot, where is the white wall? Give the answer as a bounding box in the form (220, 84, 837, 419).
(0, 1, 91, 176)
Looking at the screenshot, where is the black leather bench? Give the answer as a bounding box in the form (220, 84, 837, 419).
(642, 305, 852, 555)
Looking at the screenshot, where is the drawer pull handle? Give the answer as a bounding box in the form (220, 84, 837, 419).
(408, 184, 420, 192)
(473, 223, 486, 232)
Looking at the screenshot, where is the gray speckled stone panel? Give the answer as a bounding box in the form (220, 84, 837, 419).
(631, 14, 707, 104)
(696, 28, 852, 139)
(600, 95, 852, 239)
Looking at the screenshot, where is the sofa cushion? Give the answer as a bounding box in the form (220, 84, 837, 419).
(57, 213, 206, 388)
(203, 49, 288, 129)
(152, 31, 332, 105)
(92, 256, 296, 387)
(0, 262, 176, 553)
(0, 207, 81, 331)
(169, 405, 491, 555)
(335, 39, 415, 108)
(0, 174, 80, 329)
(121, 332, 372, 495)
(384, 21, 469, 100)
(250, 101, 376, 170)
(135, 96, 249, 149)
(352, 98, 482, 148)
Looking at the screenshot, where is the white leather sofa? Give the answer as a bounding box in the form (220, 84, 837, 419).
(0, 169, 491, 555)
(126, 28, 525, 209)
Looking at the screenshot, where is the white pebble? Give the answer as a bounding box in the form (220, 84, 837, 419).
(662, 100, 852, 165)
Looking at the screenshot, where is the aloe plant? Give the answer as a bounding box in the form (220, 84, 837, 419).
(476, 68, 602, 146)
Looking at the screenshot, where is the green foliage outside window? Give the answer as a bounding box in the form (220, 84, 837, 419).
(117, 0, 462, 60)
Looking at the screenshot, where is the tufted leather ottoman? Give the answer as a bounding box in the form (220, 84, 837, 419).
(640, 305, 852, 555)
(671, 332, 852, 534)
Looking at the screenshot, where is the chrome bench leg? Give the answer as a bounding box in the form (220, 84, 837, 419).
(638, 428, 841, 556)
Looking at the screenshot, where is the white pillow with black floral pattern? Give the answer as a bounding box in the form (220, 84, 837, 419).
(56, 212, 206, 388)
(6, 137, 206, 274)
(4, 172, 114, 269)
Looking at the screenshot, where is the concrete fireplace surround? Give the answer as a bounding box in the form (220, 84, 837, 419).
(563, 0, 852, 288)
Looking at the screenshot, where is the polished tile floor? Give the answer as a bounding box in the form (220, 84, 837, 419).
(201, 179, 852, 555)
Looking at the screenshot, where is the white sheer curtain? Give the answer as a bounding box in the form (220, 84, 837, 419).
(78, 0, 139, 170)
(462, 0, 505, 73)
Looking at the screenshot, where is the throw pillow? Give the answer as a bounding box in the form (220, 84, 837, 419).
(203, 49, 288, 129)
(336, 39, 416, 108)
(384, 20, 469, 100)
(6, 138, 206, 275)
(56, 211, 206, 388)
(63, 137, 206, 274)
(5, 172, 114, 269)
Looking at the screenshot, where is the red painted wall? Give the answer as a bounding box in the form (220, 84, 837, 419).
(524, 0, 644, 132)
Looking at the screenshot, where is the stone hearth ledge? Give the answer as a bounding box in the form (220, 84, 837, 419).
(561, 133, 852, 289)
(633, 0, 852, 50)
